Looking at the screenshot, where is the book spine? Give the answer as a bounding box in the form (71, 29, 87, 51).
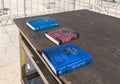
(73, 32, 79, 38)
(44, 33, 60, 45)
(42, 53, 57, 75)
(56, 57, 92, 76)
(55, 38, 62, 45)
(67, 57, 92, 72)
(57, 67, 66, 76)
(26, 22, 37, 31)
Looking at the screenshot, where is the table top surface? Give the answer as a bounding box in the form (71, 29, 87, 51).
(14, 10, 120, 84)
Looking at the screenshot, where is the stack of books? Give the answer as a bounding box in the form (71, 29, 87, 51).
(26, 16, 92, 76)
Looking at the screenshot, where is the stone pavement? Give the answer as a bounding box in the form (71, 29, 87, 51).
(0, 24, 21, 84)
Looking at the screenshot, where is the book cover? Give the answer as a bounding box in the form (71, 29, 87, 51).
(26, 16, 59, 31)
(45, 27, 79, 45)
(42, 42, 92, 76)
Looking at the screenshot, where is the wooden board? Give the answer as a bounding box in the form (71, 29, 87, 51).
(14, 10, 120, 84)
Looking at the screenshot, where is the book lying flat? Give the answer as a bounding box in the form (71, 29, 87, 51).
(42, 42, 92, 76)
(26, 16, 59, 31)
(45, 27, 79, 45)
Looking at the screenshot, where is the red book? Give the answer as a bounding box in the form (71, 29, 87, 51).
(45, 27, 79, 45)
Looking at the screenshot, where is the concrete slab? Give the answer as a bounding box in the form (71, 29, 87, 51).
(4, 24, 18, 33)
(0, 26, 6, 33)
(6, 27, 19, 49)
(0, 61, 20, 84)
(0, 25, 20, 84)
(0, 32, 11, 45)
(0, 42, 19, 67)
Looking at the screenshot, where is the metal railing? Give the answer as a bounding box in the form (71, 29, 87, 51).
(0, 0, 120, 18)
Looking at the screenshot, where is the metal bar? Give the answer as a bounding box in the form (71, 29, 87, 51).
(3, 0, 5, 14)
(63, 0, 66, 11)
(48, 0, 50, 13)
(56, 0, 59, 13)
(24, 0, 26, 16)
(19, 33, 27, 82)
(43, 0, 44, 13)
(73, 0, 76, 10)
(101, 0, 103, 7)
(37, 0, 38, 14)
(54, 0, 56, 12)
(31, 0, 32, 16)
(26, 69, 39, 80)
(78, 0, 81, 9)
(107, 0, 110, 15)
(9, 0, 11, 16)
(59, 0, 61, 12)
(1, 0, 4, 14)
(83, 0, 86, 9)
(94, 0, 97, 12)
(89, 0, 91, 8)
(16, 0, 18, 16)
(67, 0, 70, 11)
(70, 0, 71, 10)
(115, 0, 119, 16)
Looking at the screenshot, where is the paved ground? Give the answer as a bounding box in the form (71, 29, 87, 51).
(0, 23, 21, 84)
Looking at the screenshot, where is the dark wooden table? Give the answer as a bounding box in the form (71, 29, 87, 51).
(14, 9, 120, 84)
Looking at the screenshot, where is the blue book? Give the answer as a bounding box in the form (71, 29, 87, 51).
(42, 42, 92, 76)
(26, 16, 59, 31)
